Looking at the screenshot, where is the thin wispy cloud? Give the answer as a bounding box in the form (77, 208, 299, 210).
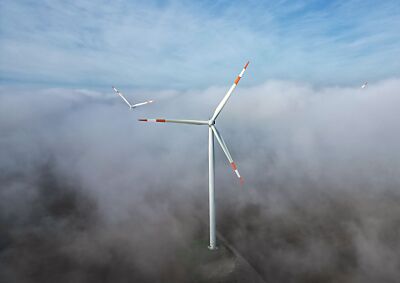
(0, 0, 399, 89)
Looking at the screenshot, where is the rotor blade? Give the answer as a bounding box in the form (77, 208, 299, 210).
(138, 119, 208, 125)
(132, 100, 154, 108)
(113, 86, 133, 108)
(210, 61, 249, 122)
(211, 126, 243, 184)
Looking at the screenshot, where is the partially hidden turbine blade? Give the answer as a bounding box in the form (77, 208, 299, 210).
(113, 86, 154, 109)
(132, 100, 154, 108)
(211, 126, 244, 185)
(113, 86, 133, 108)
(210, 61, 249, 122)
(138, 118, 208, 125)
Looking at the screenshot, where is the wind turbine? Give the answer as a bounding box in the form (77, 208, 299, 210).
(112, 86, 154, 109)
(139, 61, 250, 249)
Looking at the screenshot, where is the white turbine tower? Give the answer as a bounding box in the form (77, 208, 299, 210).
(113, 86, 154, 109)
(139, 61, 250, 250)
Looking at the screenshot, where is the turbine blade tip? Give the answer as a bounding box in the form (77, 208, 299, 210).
(138, 119, 147, 122)
(244, 61, 249, 69)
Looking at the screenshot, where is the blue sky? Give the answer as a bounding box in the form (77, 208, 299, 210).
(0, 0, 399, 89)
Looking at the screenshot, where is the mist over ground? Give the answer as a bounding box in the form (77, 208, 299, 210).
(1, 79, 400, 282)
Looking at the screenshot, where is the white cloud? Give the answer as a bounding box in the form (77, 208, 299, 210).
(0, 1, 399, 88)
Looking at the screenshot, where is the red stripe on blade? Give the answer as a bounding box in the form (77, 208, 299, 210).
(156, 119, 166, 122)
(231, 162, 237, 170)
(244, 61, 249, 69)
(234, 76, 241, 85)
(138, 119, 147, 122)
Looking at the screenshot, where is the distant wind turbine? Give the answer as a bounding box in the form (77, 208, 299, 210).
(113, 86, 153, 109)
(139, 61, 250, 250)
(361, 82, 368, 89)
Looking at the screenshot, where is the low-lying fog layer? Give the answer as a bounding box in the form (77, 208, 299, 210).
(1, 79, 399, 282)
